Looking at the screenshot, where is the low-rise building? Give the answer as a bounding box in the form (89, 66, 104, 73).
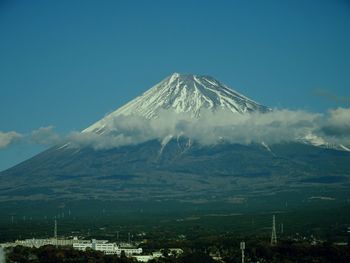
(14, 237, 79, 248)
(73, 239, 142, 256)
(1, 237, 142, 257)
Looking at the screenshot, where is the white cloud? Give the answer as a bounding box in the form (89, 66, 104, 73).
(30, 126, 61, 145)
(80, 107, 350, 149)
(0, 131, 22, 149)
(73, 109, 320, 148)
(317, 108, 350, 145)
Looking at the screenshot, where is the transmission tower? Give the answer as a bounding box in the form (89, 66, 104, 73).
(271, 215, 277, 245)
(240, 241, 245, 263)
(54, 219, 57, 239)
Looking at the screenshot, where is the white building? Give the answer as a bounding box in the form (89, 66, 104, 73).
(133, 249, 183, 262)
(134, 255, 155, 262)
(12, 237, 79, 248)
(1, 237, 142, 257)
(72, 240, 92, 251)
(73, 239, 142, 256)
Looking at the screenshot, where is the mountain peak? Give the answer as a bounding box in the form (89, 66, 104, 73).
(84, 73, 270, 133)
(168, 72, 216, 84)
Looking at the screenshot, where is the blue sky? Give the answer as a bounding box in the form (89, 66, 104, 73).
(1, 0, 350, 171)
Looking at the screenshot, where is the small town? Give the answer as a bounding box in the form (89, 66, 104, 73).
(0, 236, 182, 262)
(1, 217, 350, 263)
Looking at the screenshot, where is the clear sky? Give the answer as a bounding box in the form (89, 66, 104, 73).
(1, 0, 350, 171)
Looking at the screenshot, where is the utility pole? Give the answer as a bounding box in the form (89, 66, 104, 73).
(281, 223, 284, 234)
(271, 215, 277, 245)
(240, 241, 245, 263)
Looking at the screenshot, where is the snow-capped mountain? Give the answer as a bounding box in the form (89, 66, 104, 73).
(84, 73, 270, 133)
(81, 73, 348, 152)
(1, 73, 350, 205)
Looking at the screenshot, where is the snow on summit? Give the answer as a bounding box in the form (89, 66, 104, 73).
(84, 73, 269, 133)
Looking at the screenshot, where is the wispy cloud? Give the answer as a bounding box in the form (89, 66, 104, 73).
(313, 89, 350, 104)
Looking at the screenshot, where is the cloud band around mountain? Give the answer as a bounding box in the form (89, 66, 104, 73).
(1, 107, 350, 150)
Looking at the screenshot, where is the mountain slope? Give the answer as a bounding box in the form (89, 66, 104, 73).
(1, 139, 349, 203)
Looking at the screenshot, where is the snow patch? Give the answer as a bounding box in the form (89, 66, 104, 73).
(339, 144, 350, 152)
(261, 141, 275, 155)
(159, 134, 173, 155)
